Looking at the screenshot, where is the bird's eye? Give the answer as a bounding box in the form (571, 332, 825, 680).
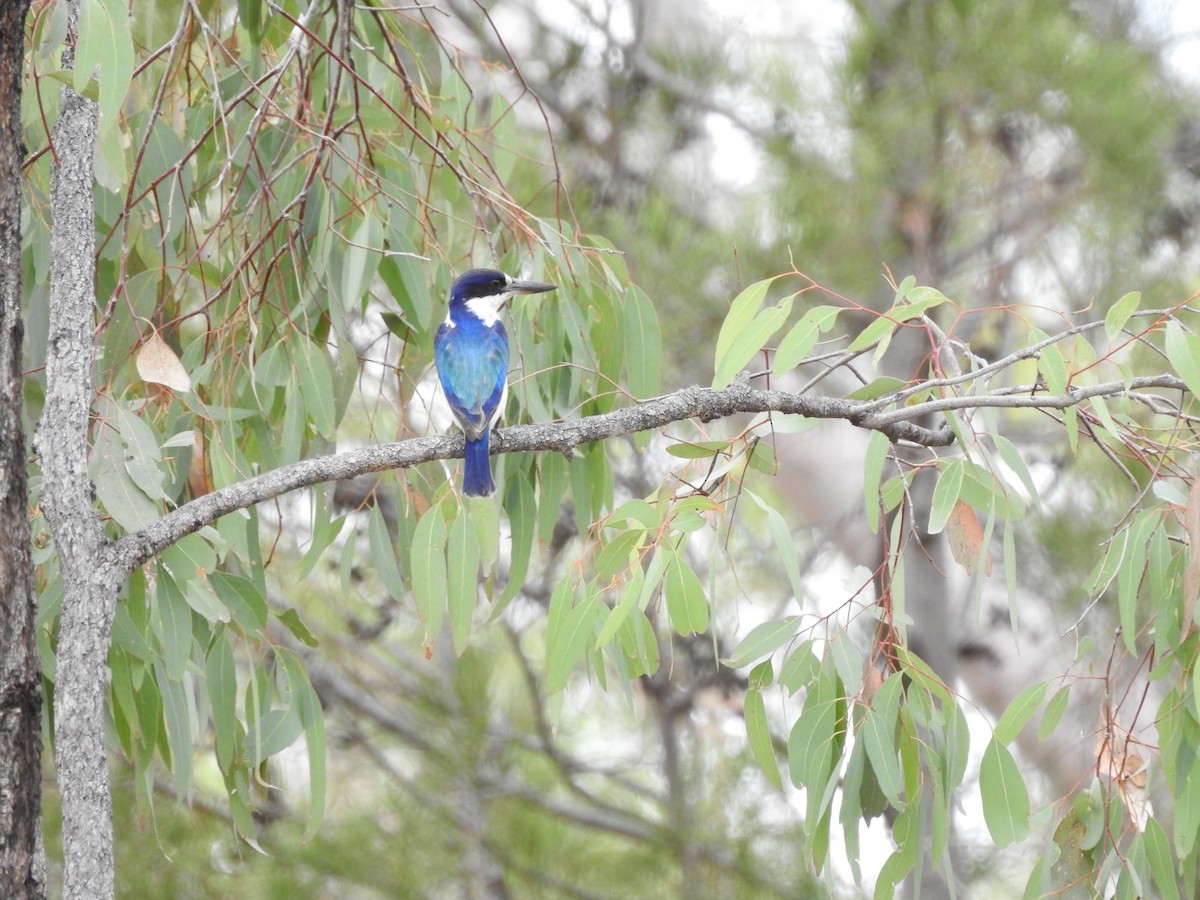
(493, 277, 505, 289)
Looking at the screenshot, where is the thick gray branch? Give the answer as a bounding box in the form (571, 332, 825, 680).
(36, 60, 116, 900)
(107, 377, 952, 576)
(107, 368, 1189, 579)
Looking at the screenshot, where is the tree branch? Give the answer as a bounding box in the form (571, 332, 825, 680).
(106, 377, 948, 576)
(107, 367, 1190, 579)
(36, 17, 117, 896)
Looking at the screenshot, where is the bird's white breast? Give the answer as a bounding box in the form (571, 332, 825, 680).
(464, 293, 508, 327)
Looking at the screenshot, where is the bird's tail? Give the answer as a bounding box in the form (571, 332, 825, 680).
(462, 431, 495, 497)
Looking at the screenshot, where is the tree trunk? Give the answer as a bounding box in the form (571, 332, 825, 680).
(0, 0, 46, 896)
(37, 5, 118, 896)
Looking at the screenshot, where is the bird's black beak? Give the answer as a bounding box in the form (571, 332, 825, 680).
(509, 278, 557, 295)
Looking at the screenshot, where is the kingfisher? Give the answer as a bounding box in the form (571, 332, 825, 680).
(434, 268, 556, 497)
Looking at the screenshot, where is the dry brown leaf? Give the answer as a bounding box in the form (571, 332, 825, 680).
(860, 658, 885, 708)
(187, 431, 211, 498)
(1095, 704, 1154, 830)
(946, 500, 992, 576)
(136, 331, 191, 394)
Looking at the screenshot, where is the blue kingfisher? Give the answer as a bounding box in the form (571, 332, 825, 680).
(433, 268, 556, 496)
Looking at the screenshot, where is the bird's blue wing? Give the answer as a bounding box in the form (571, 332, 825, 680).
(434, 322, 509, 440)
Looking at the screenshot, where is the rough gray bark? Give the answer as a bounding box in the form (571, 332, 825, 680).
(0, 0, 45, 895)
(36, 39, 119, 900)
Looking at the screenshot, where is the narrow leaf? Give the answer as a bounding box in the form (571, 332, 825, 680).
(724, 616, 801, 669)
(368, 504, 406, 601)
(546, 593, 600, 693)
(1105, 292, 1141, 341)
(447, 511, 481, 656)
(623, 285, 662, 398)
(1165, 319, 1200, 399)
(745, 687, 783, 790)
(411, 508, 448, 644)
(664, 554, 709, 636)
(713, 298, 794, 389)
(714, 277, 778, 365)
(928, 458, 964, 535)
(980, 737, 1030, 846)
(994, 681, 1047, 745)
(772, 305, 842, 375)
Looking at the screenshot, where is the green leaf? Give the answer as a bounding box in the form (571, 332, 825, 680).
(847, 292, 946, 353)
(206, 635, 239, 772)
(211, 571, 268, 633)
(1038, 339, 1069, 395)
(184, 578, 230, 624)
(1039, 685, 1071, 740)
(161, 532, 217, 583)
(294, 339, 337, 438)
(622, 285, 662, 398)
(745, 682, 782, 790)
(617, 608, 659, 677)
(778, 641, 818, 695)
(75, 0, 134, 138)
(788, 693, 836, 790)
(153, 568, 192, 681)
(546, 591, 601, 693)
(1175, 761, 1200, 858)
(714, 290, 793, 388)
(275, 607, 319, 647)
(861, 673, 904, 804)
(840, 739, 867, 883)
(238, 0, 263, 42)
(714, 277, 778, 366)
(1105, 291, 1141, 341)
(411, 508, 448, 643)
(368, 504, 405, 601)
(993, 433, 1038, 501)
(723, 616, 801, 669)
(537, 453, 569, 544)
(278, 649, 327, 838)
(468, 494, 501, 574)
(1144, 816, 1181, 900)
(979, 736, 1030, 846)
(1165, 319, 1200, 399)
(928, 458, 964, 535)
(594, 566, 644, 649)
(863, 429, 890, 534)
(340, 215, 381, 314)
(447, 510, 481, 656)
(495, 471, 535, 614)
(993, 681, 1047, 745)
(93, 424, 161, 530)
(379, 311, 415, 344)
(115, 404, 166, 501)
(772, 305, 842, 375)
(594, 528, 644, 583)
(663, 553, 709, 636)
(156, 661, 193, 796)
(244, 706, 303, 768)
(845, 376, 908, 401)
(666, 440, 731, 459)
(873, 811, 916, 900)
(1118, 512, 1155, 654)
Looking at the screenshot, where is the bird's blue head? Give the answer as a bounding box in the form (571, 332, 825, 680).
(448, 268, 557, 326)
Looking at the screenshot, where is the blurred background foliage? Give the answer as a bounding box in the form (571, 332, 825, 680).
(22, 0, 1200, 896)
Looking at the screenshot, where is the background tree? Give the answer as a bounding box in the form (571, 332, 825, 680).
(0, 0, 41, 895)
(11, 1, 1200, 898)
